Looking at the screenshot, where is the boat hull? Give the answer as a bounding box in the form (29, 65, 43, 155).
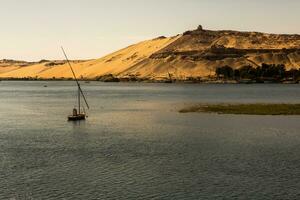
(68, 114, 86, 121)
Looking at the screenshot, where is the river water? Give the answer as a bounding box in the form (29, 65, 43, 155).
(0, 81, 300, 199)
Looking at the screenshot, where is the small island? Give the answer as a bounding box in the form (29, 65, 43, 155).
(179, 103, 300, 115)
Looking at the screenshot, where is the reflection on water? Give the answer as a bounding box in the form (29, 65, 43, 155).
(0, 81, 300, 199)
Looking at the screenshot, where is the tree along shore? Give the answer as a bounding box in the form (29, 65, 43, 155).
(215, 63, 300, 83)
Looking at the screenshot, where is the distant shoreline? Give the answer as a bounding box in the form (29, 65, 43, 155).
(0, 78, 299, 84)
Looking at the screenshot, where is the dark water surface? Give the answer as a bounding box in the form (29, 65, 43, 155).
(0, 81, 300, 199)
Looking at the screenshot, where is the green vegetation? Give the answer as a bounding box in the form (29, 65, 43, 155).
(216, 63, 300, 83)
(179, 104, 300, 115)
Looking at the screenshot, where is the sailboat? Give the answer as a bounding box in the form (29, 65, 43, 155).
(61, 47, 90, 121)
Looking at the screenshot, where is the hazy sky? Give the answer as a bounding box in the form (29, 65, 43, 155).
(1, 0, 299, 61)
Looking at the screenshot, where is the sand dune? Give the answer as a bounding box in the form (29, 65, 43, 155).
(1, 26, 299, 80)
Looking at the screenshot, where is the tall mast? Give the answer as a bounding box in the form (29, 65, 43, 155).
(61, 47, 90, 110)
(78, 87, 80, 114)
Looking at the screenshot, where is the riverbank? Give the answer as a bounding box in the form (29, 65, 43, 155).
(0, 77, 299, 84)
(179, 103, 300, 115)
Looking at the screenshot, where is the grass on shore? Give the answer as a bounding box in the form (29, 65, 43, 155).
(179, 103, 300, 115)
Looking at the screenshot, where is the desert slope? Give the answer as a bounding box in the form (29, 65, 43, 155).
(1, 26, 300, 80)
(0, 36, 179, 79)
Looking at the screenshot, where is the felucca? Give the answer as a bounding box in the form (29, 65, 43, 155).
(61, 47, 90, 121)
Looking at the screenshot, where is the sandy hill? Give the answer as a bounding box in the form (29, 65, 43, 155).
(1, 25, 300, 80)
